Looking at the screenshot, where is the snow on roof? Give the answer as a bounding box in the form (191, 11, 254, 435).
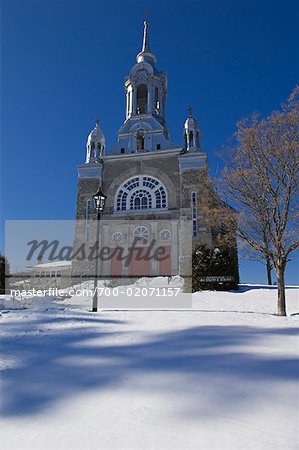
(32, 261, 72, 269)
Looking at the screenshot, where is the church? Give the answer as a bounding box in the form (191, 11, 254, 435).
(72, 21, 212, 284)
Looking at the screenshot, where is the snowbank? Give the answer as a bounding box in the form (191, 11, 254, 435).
(0, 282, 298, 449)
(0, 295, 24, 310)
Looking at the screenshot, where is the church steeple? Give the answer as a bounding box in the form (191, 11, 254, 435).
(122, 21, 165, 122)
(136, 20, 157, 66)
(109, 21, 179, 155)
(122, 20, 167, 124)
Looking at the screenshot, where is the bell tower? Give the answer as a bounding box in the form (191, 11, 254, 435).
(125, 20, 166, 121)
(110, 21, 178, 155)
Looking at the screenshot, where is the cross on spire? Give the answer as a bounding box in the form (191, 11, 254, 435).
(96, 118, 100, 126)
(188, 106, 193, 116)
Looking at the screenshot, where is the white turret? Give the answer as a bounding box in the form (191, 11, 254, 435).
(184, 107, 200, 152)
(86, 119, 105, 163)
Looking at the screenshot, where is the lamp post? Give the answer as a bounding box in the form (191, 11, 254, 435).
(92, 185, 107, 312)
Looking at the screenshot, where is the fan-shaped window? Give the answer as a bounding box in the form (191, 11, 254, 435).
(115, 176, 168, 212)
(137, 84, 147, 114)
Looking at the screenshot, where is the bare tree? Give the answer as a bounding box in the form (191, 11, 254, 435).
(217, 87, 299, 316)
(198, 169, 276, 285)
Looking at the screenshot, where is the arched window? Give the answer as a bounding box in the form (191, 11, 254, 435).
(85, 199, 91, 242)
(155, 87, 159, 111)
(137, 130, 145, 150)
(137, 84, 147, 113)
(142, 196, 148, 208)
(184, 131, 188, 149)
(115, 176, 168, 212)
(127, 91, 131, 116)
(189, 131, 194, 147)
(90, 142, 96, 158)
(191, 191, 198, 237)
(135, 197, 140, 209)
(130, 189, 152, 210)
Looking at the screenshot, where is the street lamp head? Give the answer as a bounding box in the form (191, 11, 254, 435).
(93, 186, 107, 212)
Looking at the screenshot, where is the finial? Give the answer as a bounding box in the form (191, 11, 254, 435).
(142, 20, 149, 52)
(188, 106, 193, 116)
(136, 19, 156, 65)
(96, 118, 100, 127)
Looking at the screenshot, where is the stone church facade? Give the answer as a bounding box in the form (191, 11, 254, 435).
(72, 21, 212, 284)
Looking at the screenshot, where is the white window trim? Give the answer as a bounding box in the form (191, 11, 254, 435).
(114, 175, 168, 212)
(191, 191, 198, 237)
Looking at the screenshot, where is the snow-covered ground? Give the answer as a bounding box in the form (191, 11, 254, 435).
(0, 282, 298, 449)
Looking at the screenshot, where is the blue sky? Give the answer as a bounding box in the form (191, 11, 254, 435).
(1, 0, 298, 283)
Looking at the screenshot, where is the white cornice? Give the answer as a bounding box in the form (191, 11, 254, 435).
(77, 163, 102, 178)
(103, 147, 182, 161)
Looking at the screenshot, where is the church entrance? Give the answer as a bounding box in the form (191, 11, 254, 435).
(159, 246, 171, 276)
(130, 247, 151, 277)
(111, 252, 122, 277)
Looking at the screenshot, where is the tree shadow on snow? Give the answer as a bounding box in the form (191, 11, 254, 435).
(0, 311, 298, 418)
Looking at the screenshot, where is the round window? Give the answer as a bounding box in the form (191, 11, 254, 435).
(111, 232, 123, 244)
(133, 226, 150, 243)
(159, 229, 171, 241)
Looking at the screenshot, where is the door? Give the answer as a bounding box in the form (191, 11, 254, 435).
(111, 251, 122, 277)
(159, 246, 171, 276)
(130, 247, 151, 277)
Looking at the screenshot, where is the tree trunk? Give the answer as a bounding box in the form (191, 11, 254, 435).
(275, 264, 287, 316)
(266, 258, 272, 285)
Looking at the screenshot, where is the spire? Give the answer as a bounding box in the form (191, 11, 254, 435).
(142, 20, 150, 52)
(136, 20, 157, 65)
